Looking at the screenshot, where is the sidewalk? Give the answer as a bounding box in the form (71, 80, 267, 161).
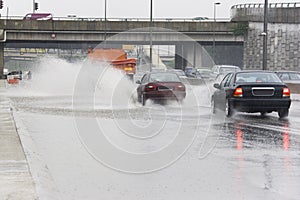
(0, 80, 37, 200)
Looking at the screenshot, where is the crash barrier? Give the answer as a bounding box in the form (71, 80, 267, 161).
(0, 80, 5, 88)
(286, 83, 300, 94)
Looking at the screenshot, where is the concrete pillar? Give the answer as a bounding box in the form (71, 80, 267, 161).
(0, 42, 4, 79)
(175, 44, 186, 69)
(175, 43, 205, 69)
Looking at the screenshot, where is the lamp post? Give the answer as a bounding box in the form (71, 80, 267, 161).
(149, 0, 153, 71)
(33, 0, 35, 13)
(104, 0, 107, 41)
(213, 2, 221, 62)
(262, 0, 268, 70)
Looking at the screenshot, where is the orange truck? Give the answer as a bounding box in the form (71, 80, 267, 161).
(87, 48, 136, 78)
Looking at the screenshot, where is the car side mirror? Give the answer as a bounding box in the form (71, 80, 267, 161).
(213, 83, 221, 89)
(136, 80, 141, 84)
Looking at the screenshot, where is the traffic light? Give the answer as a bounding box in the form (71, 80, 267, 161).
(34, 2, 38, 10)
(0, 0, 4, 9)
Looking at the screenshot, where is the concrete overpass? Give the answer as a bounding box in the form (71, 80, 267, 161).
(0, 19, 244, 77)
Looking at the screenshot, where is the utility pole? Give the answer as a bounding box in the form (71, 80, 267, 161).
(262, 0, 268, 70)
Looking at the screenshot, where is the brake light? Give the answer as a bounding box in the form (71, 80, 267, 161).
(176, 84, 185, 91)
(145, 84, 157, 91)
(283, 87, 290, 97)
(233, 87, 243, 97)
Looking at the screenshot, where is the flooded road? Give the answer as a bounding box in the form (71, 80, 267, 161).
(7, 93, 300, 200)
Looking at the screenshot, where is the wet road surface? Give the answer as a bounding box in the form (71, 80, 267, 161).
(7, 94, 300, 200)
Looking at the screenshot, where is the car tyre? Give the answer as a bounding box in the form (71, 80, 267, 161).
(211, 98, 216, 114)
(278, 108, 289, 118)
(225, 99, 234, 117)
(137, 93, 141, 103)
(141, 93, 146, 106)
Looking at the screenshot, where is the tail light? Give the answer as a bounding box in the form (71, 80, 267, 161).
(283, 87, 290, 97)
(124, 67, 133, 72)
(176, 84, 185, 91)
(233, 87, 243, 97)
(145, 83, 157, 91)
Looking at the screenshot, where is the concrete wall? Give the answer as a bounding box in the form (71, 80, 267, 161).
(1, 20, 239, 33)
(244, 22, 300, 71)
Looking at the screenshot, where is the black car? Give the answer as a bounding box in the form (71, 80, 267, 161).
(136, 72, 186, 106)
(211, 71, 291, 118)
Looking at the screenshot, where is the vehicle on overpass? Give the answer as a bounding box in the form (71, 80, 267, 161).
(23, 13, 53, 20)
(211, 71, 291, 118)
(87, 48, 136, 79)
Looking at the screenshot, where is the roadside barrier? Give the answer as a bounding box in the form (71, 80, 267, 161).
(286, 83, 300, 94)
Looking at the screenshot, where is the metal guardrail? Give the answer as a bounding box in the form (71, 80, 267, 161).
(231, 2, 300, 9)
(0, 16, 230, 22)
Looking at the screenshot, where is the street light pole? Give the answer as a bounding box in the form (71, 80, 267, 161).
(213, 2, 221, 62)
(262, 0, 268, 70)
(104, 0, 107, 41)
(33, 0, 35, 13)
(149, 0, 153, 72)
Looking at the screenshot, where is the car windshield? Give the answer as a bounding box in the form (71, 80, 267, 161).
(236, 72, 282, 83)
(149, 73, 180, 82)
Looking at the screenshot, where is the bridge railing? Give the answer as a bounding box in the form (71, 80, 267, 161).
(0, 16, 230, 22)
(231, 2, 300, 9)
(231, 2, 300, 23)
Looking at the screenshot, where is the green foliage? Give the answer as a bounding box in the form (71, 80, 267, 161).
(233, 23, 248, 36)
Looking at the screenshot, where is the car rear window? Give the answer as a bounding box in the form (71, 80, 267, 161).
(149, 73, 180, 82)
(236, 72, 282, 83)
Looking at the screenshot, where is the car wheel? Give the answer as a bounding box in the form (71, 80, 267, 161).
(278, 108, 289, 118)
(137, 93, 141, 103)
(225, 99, 234, 117)
(141, 93, 146, 106)
(177, 98, 183, 104)
(211, 98, 216, 114)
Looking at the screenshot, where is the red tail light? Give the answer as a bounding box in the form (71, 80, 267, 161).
(233, 87, 243, 97)
(283, 87, 290, 97)
(145, 83, 157, 91)
(176, 84, 185, 91)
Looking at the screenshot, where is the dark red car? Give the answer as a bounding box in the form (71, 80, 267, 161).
(136, 72, 186, 105)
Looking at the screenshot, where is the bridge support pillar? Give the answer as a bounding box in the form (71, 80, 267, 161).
(175, 44, 187, 69)
(175, 43, 204, 69)
(0, 42, 4, 79)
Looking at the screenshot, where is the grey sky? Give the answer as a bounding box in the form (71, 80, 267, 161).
(4, 0, 300, 19)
